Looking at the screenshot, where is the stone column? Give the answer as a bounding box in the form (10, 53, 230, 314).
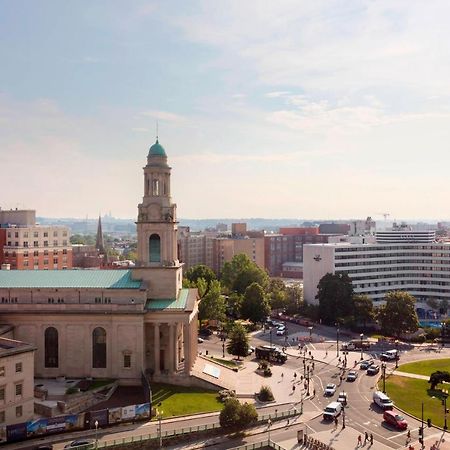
(183, 322, 191, 374)
(154, 323, 160, 375)
(169, 323, 175, 374)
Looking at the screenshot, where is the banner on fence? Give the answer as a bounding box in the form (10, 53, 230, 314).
(135, 403, 150, 420)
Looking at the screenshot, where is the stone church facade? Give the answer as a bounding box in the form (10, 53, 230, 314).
(0, 139, 199, 385)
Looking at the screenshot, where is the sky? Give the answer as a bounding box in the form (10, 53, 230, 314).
(1, 0, 450, 221)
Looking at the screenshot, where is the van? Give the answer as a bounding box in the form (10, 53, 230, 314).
(380, 349, 399, 361)
(373, 391, 394, 410)
(323, 401, 342, 420)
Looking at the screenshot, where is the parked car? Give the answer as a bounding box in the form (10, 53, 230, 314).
(323, 401, 342, 420)
(383, 410, 407, 429)
(324, 383, 337, 396)
(276, 328, 286, 336)
(367, 364, 380, 375)
(360, 359, 374, 370)
(346, 370, 358, 382)
(199, 328, 213, 336)
(373, 391, 394, 410)
(64, 440, 95, 450)
(197, 337, 204, 343)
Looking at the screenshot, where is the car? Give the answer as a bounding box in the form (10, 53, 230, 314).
(342, 343, 356, 350)
(64, 440, 95, 450)
(199, 328, 213, 336)
(323, 401, 342, 420)
(346, 370, 358, 382)
(383, 410, 407, 429)
(247, 346, 255, 355)
(367, 364, 380, 375)
(197, 337, 204, 343)
(373, 391, 394, 410)
(276, 328, 286, 336)
(360, 359, 374, 370)
(324, 383, 337, 396)
(337, 392, 347, 405)
(380, 350, 399, 361)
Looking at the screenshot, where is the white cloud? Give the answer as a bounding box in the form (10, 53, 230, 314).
(141, 110, 187, 122)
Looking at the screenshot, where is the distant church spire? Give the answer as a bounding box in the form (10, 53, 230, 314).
(96, 215, 105, 254)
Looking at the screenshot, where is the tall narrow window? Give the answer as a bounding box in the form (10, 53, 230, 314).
(92, 327, 107, 368)
(149, 234, 161, 263)
(152, 179, 160, 196)
(44, 327, 58, 368)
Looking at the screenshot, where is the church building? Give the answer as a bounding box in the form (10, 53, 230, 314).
(0, 140, 199, 385)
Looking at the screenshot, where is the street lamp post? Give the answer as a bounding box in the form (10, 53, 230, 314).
(336, 324, 340, 358)
(94, 420, 99, 449)
(157, 402, 163, 448)
(306, 366, 310, 396)
(395, 339, 399, 369)
(308, 326, 313, 342)
(381, 363, 387, 393)
(443, 389, 449, 431)
(360, 333, 364, 360)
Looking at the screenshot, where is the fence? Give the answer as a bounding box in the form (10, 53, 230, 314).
(228, 439, 287, 450)
(94, 408, 301, 448)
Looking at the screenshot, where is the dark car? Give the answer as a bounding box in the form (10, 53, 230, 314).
(199, 328, 213, 336)
(64, 439, 95, 449)
(360, 359, 374, 370)
(367, 364, 380, 375)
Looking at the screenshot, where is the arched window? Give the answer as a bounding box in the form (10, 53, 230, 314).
(149, 234, 161, 263)
(92, 327, 107, 368)
(44, 327, 58, 368)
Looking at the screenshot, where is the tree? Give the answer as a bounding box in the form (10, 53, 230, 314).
(268, 279, 287, 310)
(426, 298, 440, 311)
(285, 285, 303, 315)
(353, 294, 375, 329)
(377, 291, 419, 337)
(219, 398, 258, 429)
(226, 323, 249, 360)
(429, 371, 450, 390)
(316, 273, 354, 325)
(226, 292, 243, 318)
(440, 299, 449, 315)
(221, 254, 269, 294)
(241, 283, 271, 324)
(198, 280, 226, 323)
(185, 265, 216, 288)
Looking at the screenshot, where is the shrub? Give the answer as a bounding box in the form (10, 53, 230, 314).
(263, 367, 272, 377)
(219, 398, 258, 429)
(258, 385, 274, 402)
(65, 387, 79, 395)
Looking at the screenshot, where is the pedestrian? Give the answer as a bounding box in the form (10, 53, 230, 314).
(370, 433, 373, 445)
(407, 430, 411, 441)
(325, 350, 328, 357)
(357, 435, 362, 446)
(281, 372, 284, 379)
(304, 381, 307, 390)
(292, 385, 296, 393)
(313, 388, 316, 397)
(364, 431, 368, 444)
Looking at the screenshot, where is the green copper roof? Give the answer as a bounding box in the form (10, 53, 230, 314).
(145, 288, 189, 310)
(148, 139, 167, 157)
(0, 270, 142, 289)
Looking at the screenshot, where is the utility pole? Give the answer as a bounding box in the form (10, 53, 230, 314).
(420, 401, 424, 449)
(336, 323, 340, 358)
(382, 363, 387, 393)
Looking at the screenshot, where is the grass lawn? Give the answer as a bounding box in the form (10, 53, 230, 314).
(386, 375, 448, 428)
(150, 382, 223, 418)
(398, 359, 450, 377)
(210, 357, 239, 368)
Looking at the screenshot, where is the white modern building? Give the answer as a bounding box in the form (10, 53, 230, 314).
(304, 230, 450, 308)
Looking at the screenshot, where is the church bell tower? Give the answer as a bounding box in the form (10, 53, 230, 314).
(133, 139, 182, 298)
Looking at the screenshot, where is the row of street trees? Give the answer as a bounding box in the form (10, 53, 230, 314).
(316, 273, 420, 336)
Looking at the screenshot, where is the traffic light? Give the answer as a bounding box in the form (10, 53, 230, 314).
(427, 418, 432, 427)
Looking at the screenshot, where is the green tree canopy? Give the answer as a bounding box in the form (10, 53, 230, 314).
(353, 294, 375, 329)
(185, 265, 217, 289)
(226, 323, 249, 360)
(221, 254, 269, 294)
(285, 285, 303, 315)
(226, 292, 243, 319)
(198, 280, 226, 323)
(70, 234, 96, 246)
(241, 282, 271, 323)
(267, 278, 287, 310)
(377, 291, 419, 337)
(316, 273, 354, 325)
(219, 398, 258, 429)
(429, 371, 450, 390)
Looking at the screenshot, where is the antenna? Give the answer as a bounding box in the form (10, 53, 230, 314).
(156, 121, 159, 141)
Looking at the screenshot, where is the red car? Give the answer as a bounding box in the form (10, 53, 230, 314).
(383, 410, 408, 430)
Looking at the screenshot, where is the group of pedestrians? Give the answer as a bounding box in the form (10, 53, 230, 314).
(357, 431, 374, 446)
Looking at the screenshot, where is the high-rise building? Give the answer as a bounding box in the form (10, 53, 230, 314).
(0, 209, 72, 270)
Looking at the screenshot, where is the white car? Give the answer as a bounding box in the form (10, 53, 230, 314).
(346, 370, 358, 382)
(276, 328, 286, 336)
(324, 383, 337, 396)
(197, 337, 204, 343)
(337, 392, 348, 405)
